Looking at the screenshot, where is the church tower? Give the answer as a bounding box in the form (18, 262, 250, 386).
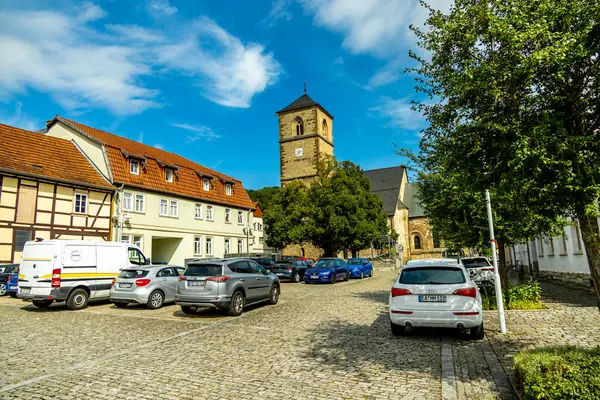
(276, 91, 334, 186)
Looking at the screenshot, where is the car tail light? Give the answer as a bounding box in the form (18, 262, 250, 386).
(51, 268, 61, 288)
(111, 278, 116, 286)
(178, 276, 187, 281)
(206, 276, 231, 283)
(391, 288, 412, 297)
(135, 279, 151, 287)
(453, 287, 477, 298)
(453, 311, 480, 316)
(288, 268, 293, 272)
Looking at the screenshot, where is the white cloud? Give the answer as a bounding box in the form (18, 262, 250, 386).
(171, 123, 222, 141)
(156, 17, 282, 108)
(154, 143, 164, 150)
(370, 97, 428, 130)
(262, 0, 294, 27)
(0, 4, 281, 115)
(147, 0, 177, 18)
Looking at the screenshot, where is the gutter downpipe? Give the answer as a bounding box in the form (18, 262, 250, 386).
(114, 184, 124, 242)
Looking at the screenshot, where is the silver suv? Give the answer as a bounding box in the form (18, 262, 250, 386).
(175, 258, 280, 316)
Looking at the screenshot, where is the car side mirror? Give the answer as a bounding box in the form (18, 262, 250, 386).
(145, 257, 151, 265)
(263, 269, 270, 275)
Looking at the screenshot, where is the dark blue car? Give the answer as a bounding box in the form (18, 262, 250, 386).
(304, 258, 349, 284)
(346, 258, 374, 279)
(0, 264, 19, 298)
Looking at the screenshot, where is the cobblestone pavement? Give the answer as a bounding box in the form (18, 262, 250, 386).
(0, 273, 597, 400)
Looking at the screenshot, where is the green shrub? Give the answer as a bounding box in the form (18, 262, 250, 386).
(514, 346, 600, 400)
(480, 279, 544, 310)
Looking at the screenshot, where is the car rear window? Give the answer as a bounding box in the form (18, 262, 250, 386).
(185, 264, 223, 276)
(461, 259, 491, 268)
(400, 267, 466, 285)
(348, 259, 363, 265)
(5, 265, 18, 274)
(118, 269, 149, 279)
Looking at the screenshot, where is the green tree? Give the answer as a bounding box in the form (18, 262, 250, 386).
(405, 0, 600, 305)
(247, 186, 280, 211)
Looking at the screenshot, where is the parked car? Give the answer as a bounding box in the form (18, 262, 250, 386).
(253, 257, 276, 273)
(389, 258, 483, 339)
(110, 266, 185, 309)
(304, 258, 350, 284)
(18, 240, 150, 310)
(346, 258, 374, 279)
(295, 257, 316, 266)
(460, 257, 495, 285)
(272, 260, 309, 283)
(0, 264, 19, 297)
(175, 258, 280, 316)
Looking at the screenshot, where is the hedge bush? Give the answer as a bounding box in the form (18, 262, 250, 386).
(481, 279, 544, 310)
(514, 346, 600, 400)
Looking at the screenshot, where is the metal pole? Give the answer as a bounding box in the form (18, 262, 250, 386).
(485, 189, 507, 333)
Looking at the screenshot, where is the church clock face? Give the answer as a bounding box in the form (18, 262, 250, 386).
(295, 147, 304, 157)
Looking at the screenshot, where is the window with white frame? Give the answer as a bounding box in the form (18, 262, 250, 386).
(237, 239, 243, 254)
(237, 211, 244, 225)
(225, 208, 231, 223)
(203, 178, 210, 191)
(123, 192, 133, 211)
(259, 237, 264, 244)
(134, 194, 145, 212)
(165, 168, 173, 183)
(170, 200, 178, 217)
(74, 193, 88, 214)
(224, 239, 230, 255)
(195, 203, 202, 219)
(194, 236, 202, 256)
(130, 159, 139, 175)
(225, 184, 232, 196)
(160, 199, 168, 216)
(206, 205, 214, 221)
(121, 235, 143, 250)
(205, 237, 213, 255)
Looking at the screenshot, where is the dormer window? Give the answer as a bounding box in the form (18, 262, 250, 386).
(203, 178, 210, 191)
(226, 183, 232, 196)
(165, 168, 174, 183)
(130, 160, 140, 175)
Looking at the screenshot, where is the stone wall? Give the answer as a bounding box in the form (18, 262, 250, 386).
(539, 270, 594, 289)
(282, 243, 324, 260)
(407, 217, 443, 260)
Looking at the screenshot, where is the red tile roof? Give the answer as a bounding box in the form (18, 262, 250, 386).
(0, 123, 113, 190)
(51, 117, 255, 210)
(253, 202, 263, 218)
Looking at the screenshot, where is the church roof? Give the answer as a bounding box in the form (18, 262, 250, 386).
(363, 166, 407, 216)
(276, 94, 334, 119)
(403, 182, 426, 218)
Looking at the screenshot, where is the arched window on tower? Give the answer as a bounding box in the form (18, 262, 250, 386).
(294, 117, 304, 136)
(322, 119, 328, 137)
(413, 235, 421, 250)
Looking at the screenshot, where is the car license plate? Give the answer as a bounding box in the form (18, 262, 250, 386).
(419, 295, 447, 302)
(276, 273, 283, 276)
(20, 288, 30, 295)
(119, 283, 132, 288)
(188, 281, 204, 287)
(311, 275, 319, 279)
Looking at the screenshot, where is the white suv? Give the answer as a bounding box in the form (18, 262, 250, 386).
(389, 259, 484, 339)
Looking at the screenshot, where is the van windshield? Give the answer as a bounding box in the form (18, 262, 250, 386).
(118, 269, 149, 279)
(185, 264, 223, 277)
(400, 267, 466, 285)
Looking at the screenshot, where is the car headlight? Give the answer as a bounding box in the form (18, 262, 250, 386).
(320, 271, 330, 275)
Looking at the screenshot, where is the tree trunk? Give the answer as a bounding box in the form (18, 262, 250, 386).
(351, 249, 358, 258)
(577, 215, 600, 311)
(322, 247, 336, 258)
(498, 241, 510, 305)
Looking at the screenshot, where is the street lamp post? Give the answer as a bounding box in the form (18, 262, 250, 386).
(485, 189, 507, 333)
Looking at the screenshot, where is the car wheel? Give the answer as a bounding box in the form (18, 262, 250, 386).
(370, 269, 374, 277)
(147, 290, 164, 310)
(0, 283, 6, 296)
(360, 271, 364, 279)
(67, 288, 89, 310)
(268, 285, 280, 305)
(113, 302, 128, 308)
(32, 300, 53, 308)
(181, 306, 196, 314)
(9, 292, 18, 298)
(228, 291, 245, 316)
(292, 271, 301, 283)
(344, 272, 350, 281)
(470, 322, 485, 340)
(329, 273, 336, 284)
(391, 322, 406, 336)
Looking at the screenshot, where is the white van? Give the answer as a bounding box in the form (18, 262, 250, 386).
(18, 240, 150, 310)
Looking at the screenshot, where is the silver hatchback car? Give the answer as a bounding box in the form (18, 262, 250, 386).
(175, 258, 280, 316)
(110, 265, 185, 309)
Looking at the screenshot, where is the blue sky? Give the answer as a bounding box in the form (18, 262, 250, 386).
(0, 0, 451, 189)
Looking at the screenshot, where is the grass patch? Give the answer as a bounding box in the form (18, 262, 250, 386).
(481, 279, 545, 310)
(514, 346, 600, 400)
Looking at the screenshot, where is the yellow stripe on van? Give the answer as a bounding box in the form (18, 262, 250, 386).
(40, 274, 52, 279)
(18, 274, 25, 279)
(22, 258, 53, 261)
(60, 272, 118, 279)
